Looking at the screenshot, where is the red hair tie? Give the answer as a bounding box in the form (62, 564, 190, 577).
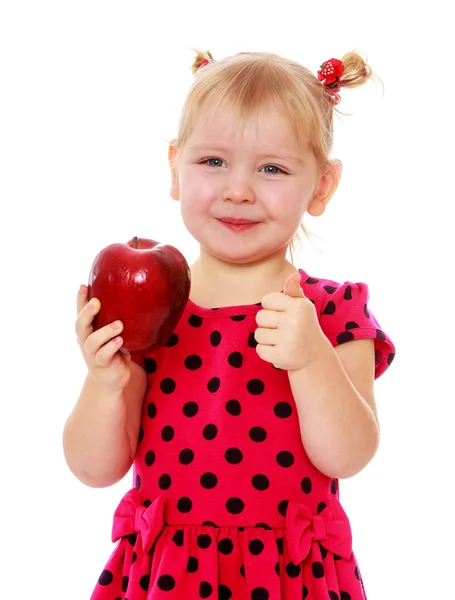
(317, 58, 344, 105)
(199, 58, 210, 69)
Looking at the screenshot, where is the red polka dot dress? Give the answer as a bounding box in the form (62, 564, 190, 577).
(90, 269, 395, 600)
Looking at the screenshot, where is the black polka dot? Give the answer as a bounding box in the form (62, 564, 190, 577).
(228, 352, 243, 368)
(248, 332, 258, 348)
(247, 379, 265, 395)
(200, 472, 218, 489)
(276, 451, 294, 467)
(225, 447, 243, 464)
(98, 570, 113, 586)
(219, 584, 232, 600)
(140, 574, 150, 591)
(251, 587, 269, 600)
(278, 500, 289, 517)
(161, 426, 174, 442)
(183, 401, 199, 417)
(226, 399, 241, 416)
(203, 424, 218, 440)
(312, 561, 324, 578)
(317, 502, 327, 514)
(165, 333, 179, 346)
(128, 533, 137, 546)
(199, 581, 213, 597)
(121, 575, 129, 592)
(303, 585, 309, 598)
(218, 538, 234, 554)
(187, 556, 198, 573)
(177, 497, 192, 513)
(197, 534, 212, 549)
(331, 479, 337, 494)
(210, 330, 222, 346)
(230, 314, 246, 321)
(388, 352, 395, 365)
(147, 402, 157, 418)
(324, 285, 338, 294)
(340, 592, 352, 600)
(346, 321, 359, 330)
(131, 551, 137, 563)
(172, 529, 184, 546)
(240, 564, 245, 577)
(160, 378, 176, 394)
(249, 539, 264, 555)
(157, 574, 175, 591)
(226, 497, 244, 514)
(179, 448, 194, 464)
(321, 301, 336, 315)
(208, 377, 221, 392)
(337, 331, 355, 344)
(158, 474, 172, 490)
(376, 328, 386, 341)
(286, 561, 301, 577)
(275, 561, 280, 576)
(184, 354, 203, 370)
(273, 402, 292, 418)
(329, 592, 339, 600)
(249, 426, 267, 442)
(276, 537, 283, 555)
(144, 357, 157, 373)
(252, 474, 269, 491)
(143, 499, 152, 507)
(301, 477, 312, 493)
(319, 542, 328, 560)
(188, 314, 203, 327)
(344, 285, 352, 300)
(138, 427, 144, 443)
(135, 474, 141, 490)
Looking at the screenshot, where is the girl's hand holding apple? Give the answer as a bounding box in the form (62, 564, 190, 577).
(75, 284, 132, 393)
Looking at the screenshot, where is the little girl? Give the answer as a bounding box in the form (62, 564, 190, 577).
(64, 49, 396, 600)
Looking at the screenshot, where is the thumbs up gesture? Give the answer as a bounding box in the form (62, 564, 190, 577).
(255, 272, 328, 371)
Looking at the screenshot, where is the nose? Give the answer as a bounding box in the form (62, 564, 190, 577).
(222, 173, 256, 204)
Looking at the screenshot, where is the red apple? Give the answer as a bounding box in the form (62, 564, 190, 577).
(87, 236, 191, 354)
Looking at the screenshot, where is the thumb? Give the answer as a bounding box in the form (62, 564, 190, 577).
(283, 272, 305, 298)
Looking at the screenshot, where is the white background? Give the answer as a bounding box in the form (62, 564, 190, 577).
(1, 1, 453, 598)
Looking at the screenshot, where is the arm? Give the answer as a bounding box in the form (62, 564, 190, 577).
(63, 359, 147, 488)
(288, 337, 378, 479)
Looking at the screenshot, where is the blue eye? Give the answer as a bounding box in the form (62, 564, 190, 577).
(206, 158, 224, 167)
(262, 165, 283, 174)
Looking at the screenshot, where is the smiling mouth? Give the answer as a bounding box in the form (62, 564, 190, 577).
(217, 219, 259, 231)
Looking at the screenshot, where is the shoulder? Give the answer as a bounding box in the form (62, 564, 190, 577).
(298, 269, 396, 379)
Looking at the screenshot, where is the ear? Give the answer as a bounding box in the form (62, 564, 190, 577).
(168, 139, 180, 201)
(307, 159, 342, 217)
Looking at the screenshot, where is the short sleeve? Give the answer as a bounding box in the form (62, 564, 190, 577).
(317, 280, 396, 379)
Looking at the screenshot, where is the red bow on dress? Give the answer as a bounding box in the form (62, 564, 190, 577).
(285, 499, 353, 565)
(111, 488, 166, 553)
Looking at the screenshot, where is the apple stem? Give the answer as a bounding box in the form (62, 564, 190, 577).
(133, 236, 138, 249)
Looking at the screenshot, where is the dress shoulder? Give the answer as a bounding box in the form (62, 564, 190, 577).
(300, 270, 396, 379)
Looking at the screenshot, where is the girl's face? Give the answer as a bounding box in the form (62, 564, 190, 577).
(171, 105, 322, 265)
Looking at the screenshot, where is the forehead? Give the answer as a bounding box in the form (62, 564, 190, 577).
(188, 102, 310, 154)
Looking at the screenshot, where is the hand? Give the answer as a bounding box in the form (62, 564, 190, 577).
(75, 284, 132, 392)
(255, 272, 329, 371)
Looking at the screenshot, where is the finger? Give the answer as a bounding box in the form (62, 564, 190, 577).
(75, 297, 101, 344)
(255, 309, 280, 329)
(254, 327, 276, 346)
(76, 284, 88, 315)
(283, 272, 305, 298)
(94, 336, 124, 367)
(84, 320, 123, 356)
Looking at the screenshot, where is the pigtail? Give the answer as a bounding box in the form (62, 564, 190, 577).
(338, 51, 374, 89)
(190, 49, 214, 75)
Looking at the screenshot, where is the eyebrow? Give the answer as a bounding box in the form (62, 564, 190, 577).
(187, 144, 305, 165)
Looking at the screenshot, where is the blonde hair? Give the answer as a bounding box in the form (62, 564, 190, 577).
(172, 50, 377, 263)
